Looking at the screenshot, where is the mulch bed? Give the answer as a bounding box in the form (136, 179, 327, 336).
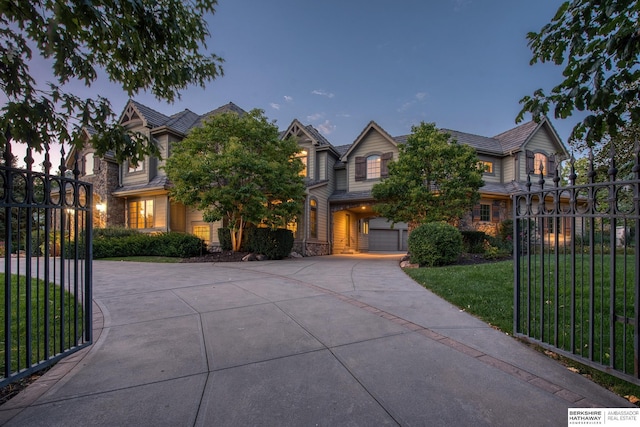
(180, 251, 251, 263)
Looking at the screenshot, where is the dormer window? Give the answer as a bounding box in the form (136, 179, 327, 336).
(298, 150, 308, 177)
(526, 150, 556, 177)
(367, 155, 381, 179)
(84, 152, 94, 176)
(128, 160, 144, 173)
(478, 161, 493, 174)
(534, 153, 547, 175)
(355, 152, 393, 181)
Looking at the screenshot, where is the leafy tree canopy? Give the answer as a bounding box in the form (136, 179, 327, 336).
(0, 0, 224, 164)
(164, 109, 306, 251)
(372, 122, 483, 229)
(518, 0, 640, 146)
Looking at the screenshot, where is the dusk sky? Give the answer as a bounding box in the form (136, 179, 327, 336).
(15, 0, 582, 168)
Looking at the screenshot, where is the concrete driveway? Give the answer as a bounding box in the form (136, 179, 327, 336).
(0, 254, 633, 426)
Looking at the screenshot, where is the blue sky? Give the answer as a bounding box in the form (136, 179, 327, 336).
(16, 0, 580, 167)
(191, 0, 576, 145)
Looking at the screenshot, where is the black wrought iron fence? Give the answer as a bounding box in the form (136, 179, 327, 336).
(514, 149, 639, 385)
(1, 142, 92, 388)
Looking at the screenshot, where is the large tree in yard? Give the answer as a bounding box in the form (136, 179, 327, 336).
(518, 0, 640, 146)
(0, 0, 223, 164)
(372, 122, 483, 229)
(164, 110, 306, 252)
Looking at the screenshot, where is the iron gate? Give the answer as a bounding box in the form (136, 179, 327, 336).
(514, 149, 639, 385)
(1, 142, 93, 388)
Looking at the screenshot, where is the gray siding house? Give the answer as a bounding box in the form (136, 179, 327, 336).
(69, 100, 569, 255)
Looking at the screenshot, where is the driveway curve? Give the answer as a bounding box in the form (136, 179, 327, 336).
(1, 254, 632, 426)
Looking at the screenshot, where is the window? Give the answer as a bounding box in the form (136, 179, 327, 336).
(84, 153, 94, 176)
(480, 204, 491, 222)
(478, 161, 493, 174)
(366, 155, 381, 179)
(297, 150, 308, 177)
(128, 199, 154, 229)
(128, 160, 144, 173)
(192, 225, 210, 243)
(309, 199, 318, 239)
(355, 152, 392, 181)
(534, 153, 547, 175)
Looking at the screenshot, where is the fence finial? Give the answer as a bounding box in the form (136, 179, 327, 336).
(59, 143, 67, 175)
(587, 148, 596, 184)
(569, 152, 577, 186)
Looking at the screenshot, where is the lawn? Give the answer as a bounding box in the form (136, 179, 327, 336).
(0, 273, 84, 380)
(404, 258, 640, 404)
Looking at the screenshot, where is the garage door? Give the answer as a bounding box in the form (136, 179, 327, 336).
(367, 218, 408, 251)
(369, 229, 399, 251)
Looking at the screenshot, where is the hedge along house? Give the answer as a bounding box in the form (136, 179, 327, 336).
(71, 99, 569, 254)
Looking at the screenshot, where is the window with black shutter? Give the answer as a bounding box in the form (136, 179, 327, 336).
(355, 157, 366, 181)
(381, 152, 393, 178)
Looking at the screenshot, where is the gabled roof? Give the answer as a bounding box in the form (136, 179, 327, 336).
(342, 121, 398, 160)
(120, 100, 247, 136)
(127, 100, 171, 128)
(393, 129, 504, 155)
(280, 119, 341, 158)
(380, 118, 568, 158)
(164, 109, 201, 135)
(193, 102, 246, 128)
(493, 120, 540, 153)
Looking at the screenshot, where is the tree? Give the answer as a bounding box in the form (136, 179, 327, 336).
(164, 109, 306, 252)
(0, 0, 224, 164)
(372, 122, 483, 229)
(517, 0, 640, 146)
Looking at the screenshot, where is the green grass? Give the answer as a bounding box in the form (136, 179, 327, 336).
(99, 256, 182, 263)
(404, 259, 640, 404)
(406, 260, 514, 332)
(0, 274, 83, 378)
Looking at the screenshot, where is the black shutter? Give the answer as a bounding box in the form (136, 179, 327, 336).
(355, 157, 366, 181)
(547, 155, 556, 177)
(526, 150, 534, 174)
(380, 152, 393, 178)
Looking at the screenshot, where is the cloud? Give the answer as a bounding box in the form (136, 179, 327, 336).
(270, 103, 280, 110)
(452, 0, 471, 11)
(284, 95, 293, 102)
(307, 112, 324, 121)
(398, 92, 428, 112)
(317, 120, 336, 135)
(311, 89, 335, 98)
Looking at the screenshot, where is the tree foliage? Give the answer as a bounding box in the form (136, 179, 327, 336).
(372, 122, 483, 229)
(164, 109, 306, 252)
(0, 0, 224, 164)
(518, 0, 640, 146)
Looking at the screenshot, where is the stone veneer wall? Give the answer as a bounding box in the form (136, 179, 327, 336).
(83, 158, 125, 228)
(292, 241, 331, 256)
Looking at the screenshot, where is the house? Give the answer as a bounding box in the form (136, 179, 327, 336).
(69, 99, 569, 255)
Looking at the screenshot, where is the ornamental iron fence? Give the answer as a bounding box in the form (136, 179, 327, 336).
(514, 148, 639, 385)
(1, 141, 92, 388)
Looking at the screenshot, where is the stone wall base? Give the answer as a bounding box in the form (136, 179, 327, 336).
(292, 241, 331, 257)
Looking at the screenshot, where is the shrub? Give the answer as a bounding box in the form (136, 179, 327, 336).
(408, 222, 462, 267)
(461, 230, 486, 253)
(91, 231, 205, 259)
(247, 228, 294, 260)
(94, 227, 141, 239)
(498, 219, 513, 241)
(217, 227, 232, 251)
